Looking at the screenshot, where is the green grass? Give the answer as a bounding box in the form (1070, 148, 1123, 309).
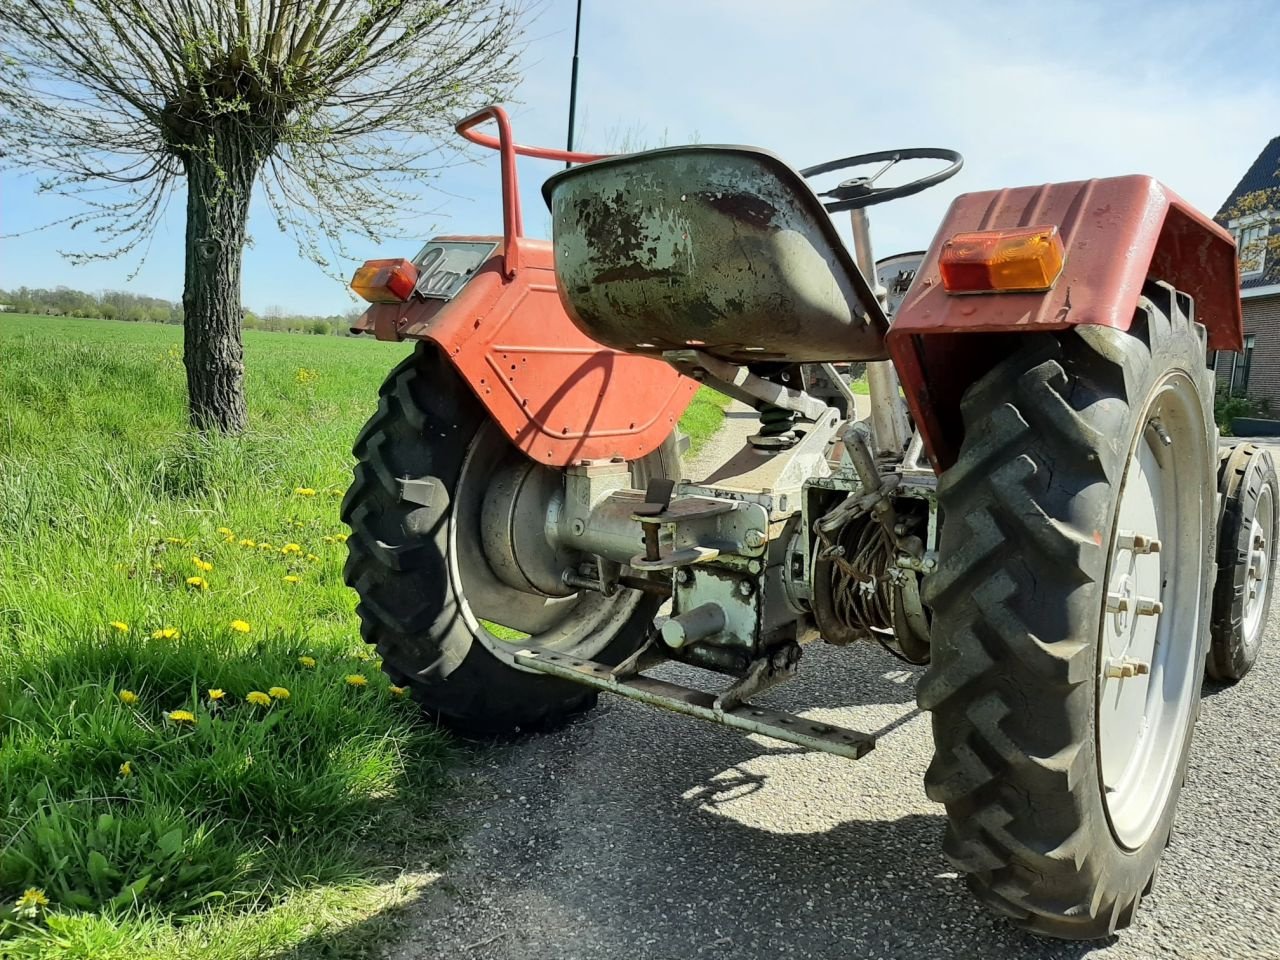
(678, 386, 730, 457)
(0, 314, 727, 958)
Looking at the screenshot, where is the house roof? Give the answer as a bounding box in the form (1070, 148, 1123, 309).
(1217, 135, 1280, 289)
(1217, 136, 1280, 220)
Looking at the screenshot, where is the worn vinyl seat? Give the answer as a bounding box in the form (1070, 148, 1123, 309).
(542, 145, 889, 364)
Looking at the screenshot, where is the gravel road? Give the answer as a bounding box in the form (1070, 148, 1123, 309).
(394, 416, 1280, 960)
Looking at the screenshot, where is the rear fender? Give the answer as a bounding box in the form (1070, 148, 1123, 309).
(888, 174, 1242, 471)
(354, 236, 697, 465)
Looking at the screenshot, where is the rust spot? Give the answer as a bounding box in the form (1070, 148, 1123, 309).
(593, 263, 679, 284)
(575, 190, 650, 264)
(695, 191, 779, 229)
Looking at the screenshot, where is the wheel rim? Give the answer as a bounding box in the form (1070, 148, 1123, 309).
(1243, 481, 1274, 653)
(1097, 373, 1207, 850)
(448, 421, 650, 658)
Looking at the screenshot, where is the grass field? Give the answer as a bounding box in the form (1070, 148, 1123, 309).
(0, 314, 726, 959)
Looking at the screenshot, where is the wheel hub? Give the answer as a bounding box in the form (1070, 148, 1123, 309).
(480, 458, 576, 597)
(450, 421, 653, 656)
(1243, 483, 1273, 649)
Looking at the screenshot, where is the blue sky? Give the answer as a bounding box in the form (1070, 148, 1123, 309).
(2, 0, 1278, 316)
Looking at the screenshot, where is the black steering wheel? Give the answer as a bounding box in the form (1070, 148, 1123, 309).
(800, 148, 963, 212)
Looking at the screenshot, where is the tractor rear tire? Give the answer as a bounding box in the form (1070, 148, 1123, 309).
(920, 281, 1215, 939)
(1208, 442, 1278, 682)
(342, 343, 678, 736)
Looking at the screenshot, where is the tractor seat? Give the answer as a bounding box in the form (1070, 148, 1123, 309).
(542, 145, 889, 364)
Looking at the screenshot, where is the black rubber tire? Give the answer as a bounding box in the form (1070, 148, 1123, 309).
(919, 281, 1216, 939)
(342, 342, 678, 736)
(1208, 442, 1278, 681)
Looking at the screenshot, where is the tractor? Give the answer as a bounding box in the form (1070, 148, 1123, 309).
(343, 105, 1278, 939)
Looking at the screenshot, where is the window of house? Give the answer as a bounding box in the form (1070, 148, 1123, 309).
(1230, 334, 1257, 397)
(1234, 219, 1270, 277)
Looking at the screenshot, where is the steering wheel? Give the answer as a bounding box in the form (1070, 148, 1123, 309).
(800, 148, 963, 212)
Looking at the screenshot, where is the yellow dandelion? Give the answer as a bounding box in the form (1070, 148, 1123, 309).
(118, 689, 139, 706)
(283, 574, 300, 584)
(298, 655, 317, 669)
(164, 536, 188, 545)
(192, 556, 213, 573)
(334, 533, 349, 543)
(246, 690, 272, 707)
(152, 626, 180, 640)
(295, 487, 317, 496)
(345, 674, 368, 687)
(217, 526, 234, 537)
(322, 535, 335, 544)
(281, 543, 302, 555)
(15, 887, 50, 916)
(118, 761, 133, 778)
(328, 488, 343, 497)
(207, 688, 225, 701)
(239, 538, 256, 548)
(109, 620, 130, 633)
(389, 685, 408, 698)
(258, 542, 274, 551)
(167, 709, 196, 725)
(305, 553, 320, 562)
(229, 619, 251, 634)
(186, 576, 209, 590)
(269, 686, 290, 700)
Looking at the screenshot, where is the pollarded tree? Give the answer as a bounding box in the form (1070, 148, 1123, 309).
(0, 0, 523, 432)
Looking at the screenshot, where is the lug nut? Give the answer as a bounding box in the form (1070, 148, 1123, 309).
(737, 580, 754, 598)
(1255, 534, 1267, 551)
(1135, 597, 1163, 617)
(1105, 656, 1152, 679)
(1147, 417, 1173, 447)
(1118, 530, 1162, 554)
(1107, 593, 1130, 613)
(744, 529, 766, 549)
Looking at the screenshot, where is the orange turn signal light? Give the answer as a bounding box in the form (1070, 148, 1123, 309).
(351, 258, 419, 303)
(939, 225, 1065, 294)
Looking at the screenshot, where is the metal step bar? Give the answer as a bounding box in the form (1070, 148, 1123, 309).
(512, 647, 876, 761)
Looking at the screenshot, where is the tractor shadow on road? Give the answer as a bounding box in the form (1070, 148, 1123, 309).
(267, 642, 1124, 960)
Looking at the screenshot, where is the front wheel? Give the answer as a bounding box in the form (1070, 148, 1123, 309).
(1209, 442, 1279, 681)
(920, 281, 1215, 939)
(342, 343, 678, 735)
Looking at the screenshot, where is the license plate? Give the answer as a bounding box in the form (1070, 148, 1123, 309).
(411, 240, 499, 301)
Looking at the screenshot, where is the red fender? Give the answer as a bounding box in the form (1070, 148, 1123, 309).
(355, 237, 697, 466)
(352, 105, 696, 466)
(888, 174, 1243, 471)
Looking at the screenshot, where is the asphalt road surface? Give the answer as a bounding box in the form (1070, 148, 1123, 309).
(394, 423, 1280, 960)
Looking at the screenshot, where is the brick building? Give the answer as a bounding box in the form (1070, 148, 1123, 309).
(1213, 135, 1280, 410)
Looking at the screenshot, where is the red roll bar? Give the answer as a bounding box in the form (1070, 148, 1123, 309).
(455, 105, 610, 278)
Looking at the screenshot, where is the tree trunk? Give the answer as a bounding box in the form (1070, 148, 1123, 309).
(181, 133, 258, 433)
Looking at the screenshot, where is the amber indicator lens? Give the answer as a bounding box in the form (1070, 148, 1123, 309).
(351, 258, 419, 303)
(939, 225, 1065, 293)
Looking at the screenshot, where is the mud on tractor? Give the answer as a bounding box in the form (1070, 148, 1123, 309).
(343, 105, 1277, 939)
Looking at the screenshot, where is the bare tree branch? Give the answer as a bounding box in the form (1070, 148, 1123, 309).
(0, 0, 524, 265)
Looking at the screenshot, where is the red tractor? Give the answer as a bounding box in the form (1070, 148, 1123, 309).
(344, 106, 1277, 939)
